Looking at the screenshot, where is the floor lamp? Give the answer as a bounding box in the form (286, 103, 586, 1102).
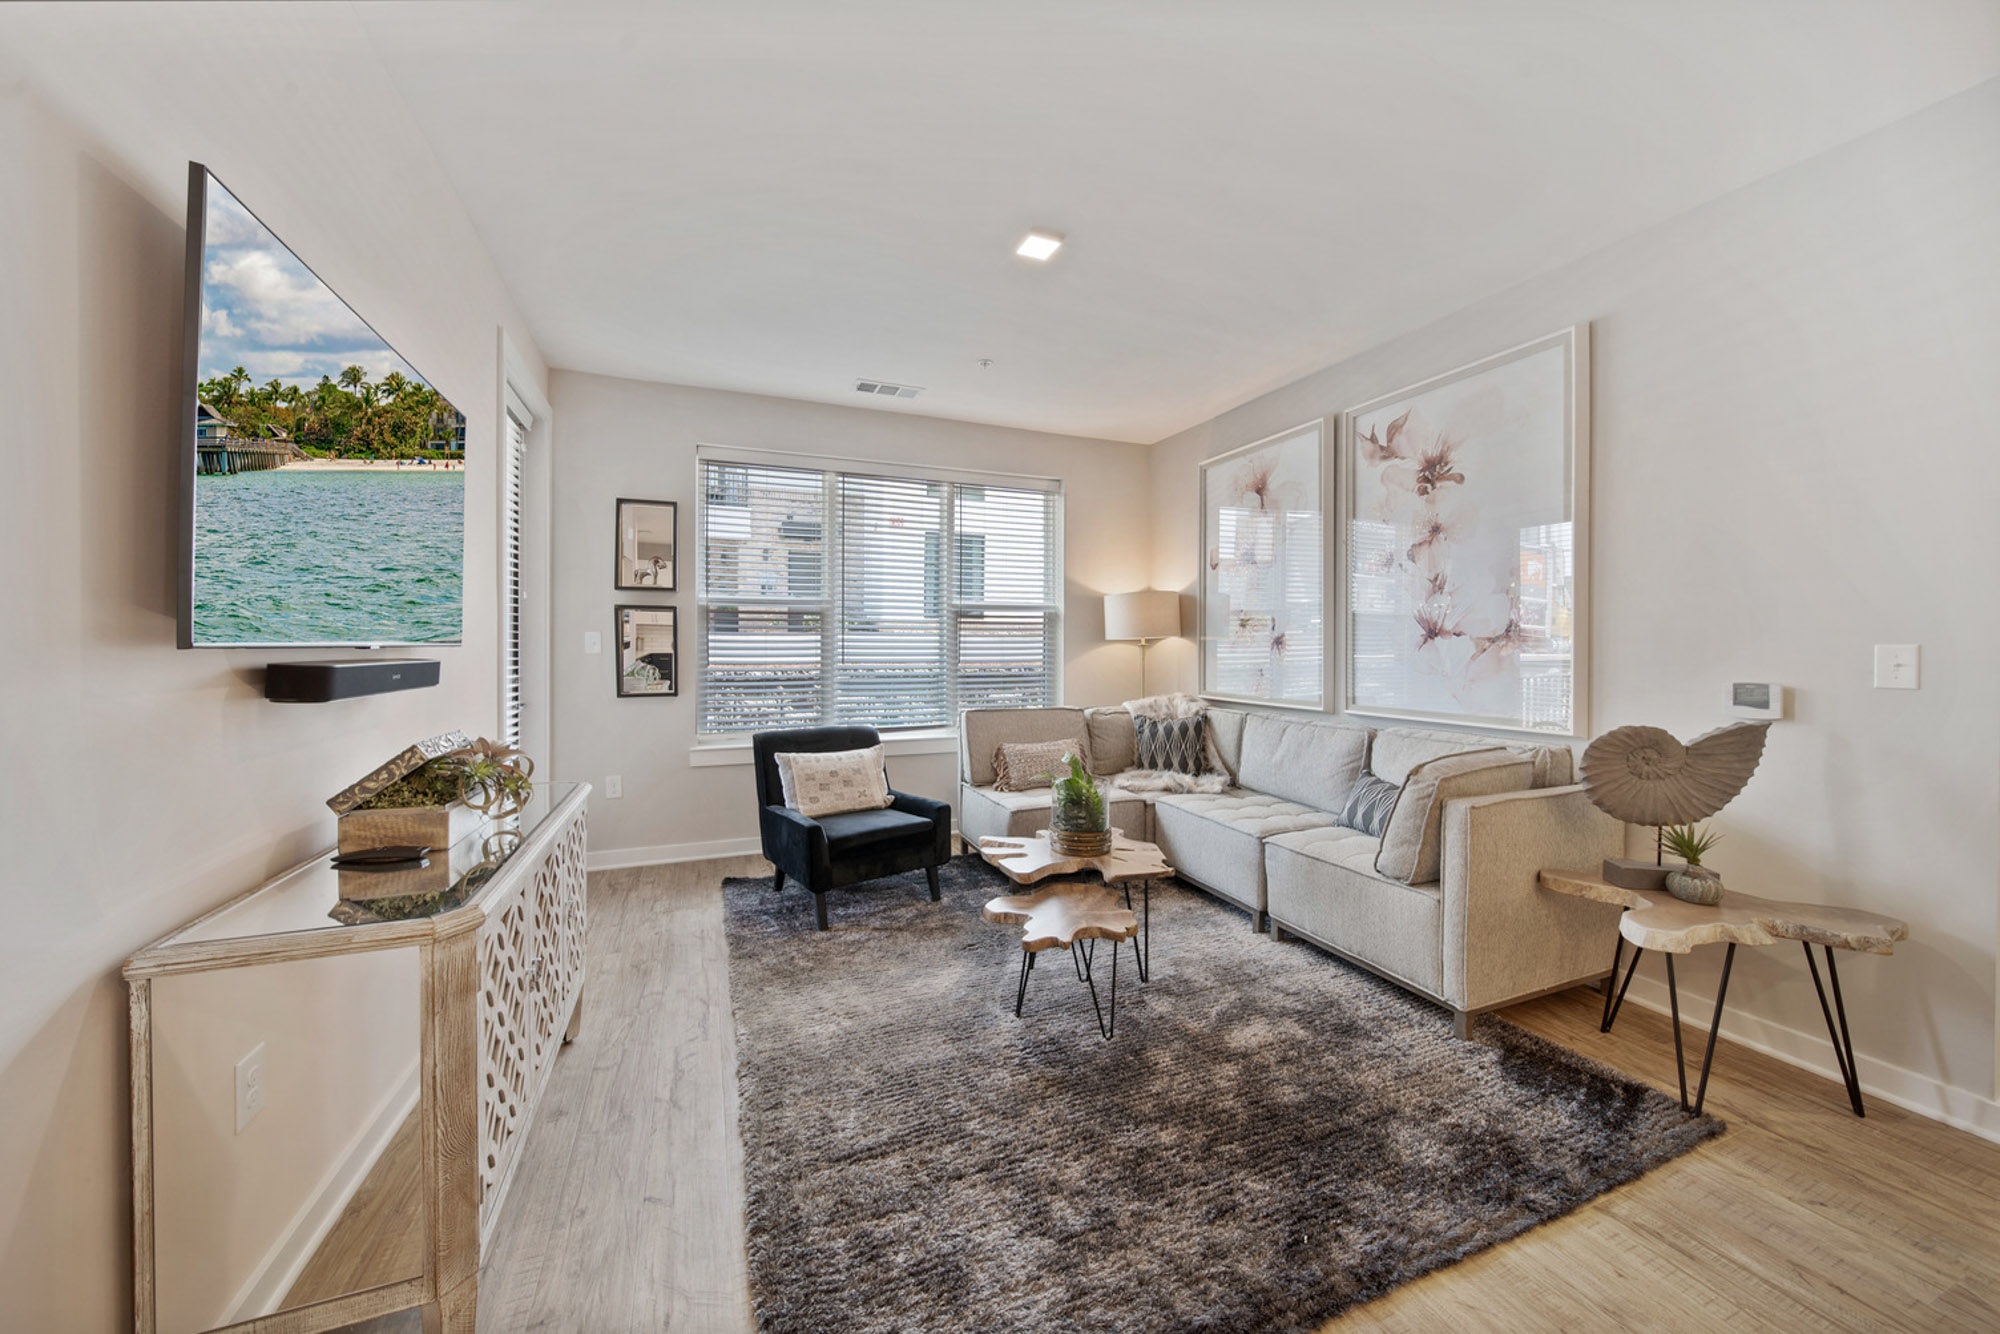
(1104, 590, 1181, 697)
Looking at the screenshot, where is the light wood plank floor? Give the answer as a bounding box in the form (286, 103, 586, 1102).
(286, 1109, 424, 1310)
(452, 858, 1999, 1332)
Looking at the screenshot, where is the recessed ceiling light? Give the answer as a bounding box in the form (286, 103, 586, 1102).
(1015, 230, 1064, 261)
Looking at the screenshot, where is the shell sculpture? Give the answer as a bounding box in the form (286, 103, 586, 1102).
(1579, 721, 1772, 827)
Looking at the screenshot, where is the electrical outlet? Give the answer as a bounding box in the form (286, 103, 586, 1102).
(583, 630, 602, 655)
(605, 774, 623, 799)
(235, 1043, 266, 1133)
(1873, 644, 1920, 690)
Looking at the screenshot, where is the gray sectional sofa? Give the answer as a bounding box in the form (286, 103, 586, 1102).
(959, 704, 1624, 1037)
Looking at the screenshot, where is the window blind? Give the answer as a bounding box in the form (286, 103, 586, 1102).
(697, 456, 1059, 734)
(500, 411, 527, 748)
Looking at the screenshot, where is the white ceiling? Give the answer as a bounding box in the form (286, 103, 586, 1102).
(11, 2, 2000, 442)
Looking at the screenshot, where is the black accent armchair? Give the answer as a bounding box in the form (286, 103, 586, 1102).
(753, 726, 953, 931)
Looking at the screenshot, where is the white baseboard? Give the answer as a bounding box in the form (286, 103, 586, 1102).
(588, 836, 765, 871)
(588, 822, 967, 873)
(225, 1062, 421, 1324)
(1621, 974, 2000, 1144)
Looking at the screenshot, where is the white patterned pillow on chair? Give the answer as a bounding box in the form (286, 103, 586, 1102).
(775, 745, 893, 818)
(1134, 715, 1208, 776)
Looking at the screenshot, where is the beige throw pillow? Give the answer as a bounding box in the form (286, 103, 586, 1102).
(1374, 749, 1536, 884)
(1083, 707, 1137, 776)
(775, 745, 893, 818)
(993, 738, 1087, 792)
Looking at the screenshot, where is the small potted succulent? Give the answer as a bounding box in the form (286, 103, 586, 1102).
(1044, 751, 1112, 857)
(1661, 823, 1725, 905)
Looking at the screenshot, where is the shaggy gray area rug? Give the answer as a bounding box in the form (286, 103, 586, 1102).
(724, 857, 1720, 1334)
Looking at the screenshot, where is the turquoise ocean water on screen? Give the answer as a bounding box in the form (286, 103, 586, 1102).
(192, 470, 464, 644)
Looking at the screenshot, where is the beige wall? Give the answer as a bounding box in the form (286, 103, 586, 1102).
(0, 60, 544, 1334)
(1149, 80, 2000, 1127)
(548, 371, 1153, 860)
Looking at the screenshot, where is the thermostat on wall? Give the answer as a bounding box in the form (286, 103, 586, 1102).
(1729, 682, 1788, 720)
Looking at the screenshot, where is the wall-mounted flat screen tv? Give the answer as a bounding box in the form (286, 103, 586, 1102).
(177, 163, 465, 648)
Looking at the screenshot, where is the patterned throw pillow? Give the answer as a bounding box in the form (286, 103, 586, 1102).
(1337, 772, 1400, 839)
(775, 745, 893, 818)
(992, 739, 1087, 792)
(1134, 715, 1207, 775)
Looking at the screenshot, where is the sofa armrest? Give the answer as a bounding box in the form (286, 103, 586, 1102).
(759, 803, 831, 887)
(1439, 784, 1625, 1011)
(889, 790, 954, 862)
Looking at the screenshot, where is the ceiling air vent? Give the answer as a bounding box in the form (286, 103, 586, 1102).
(855, 378, 923, 399)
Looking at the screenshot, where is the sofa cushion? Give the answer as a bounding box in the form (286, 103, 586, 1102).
(961, 707, 1088, 786)
(775, 745, 892, 818)
(1336, 772, 1399, 839)
(1084, 707, 1137, 776)
(960, 783, 1153, 846)
(1266, 827, 1443, 995)
(816, 807, 933, 854)
(1368, 726, 1574, 789)
(1152, 789, 1337, 915)
(1236, 714, 1369, 813)
(1135, 715, 1209, 775)
(993, 738, 1086, 791)
(1376, 751, 1536, 884)
(1206, 708, 1246, 782)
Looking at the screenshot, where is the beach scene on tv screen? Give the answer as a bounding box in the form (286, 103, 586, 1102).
(190, 173, 464, 646)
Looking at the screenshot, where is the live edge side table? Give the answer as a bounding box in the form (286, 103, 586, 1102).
(1538, 869, 1907, 1118)
(978, 830, 1172, 1039)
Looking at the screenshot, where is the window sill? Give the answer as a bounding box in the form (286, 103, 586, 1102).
(688, 728, 961, 768)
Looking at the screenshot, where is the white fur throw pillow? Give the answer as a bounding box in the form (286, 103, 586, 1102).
(775, 745, 893, 818)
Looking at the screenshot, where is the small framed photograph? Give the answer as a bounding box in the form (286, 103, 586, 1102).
(614, 498, 678, 590)
(616, 605, 678, 697)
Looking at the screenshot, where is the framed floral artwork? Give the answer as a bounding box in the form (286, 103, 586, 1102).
(1198, 420, 1325, 709)
(1339, 325, 1589, 735)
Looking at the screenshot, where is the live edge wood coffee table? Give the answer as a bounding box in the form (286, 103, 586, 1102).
(979, 831, 1172, 1039)
(1539, 869, 1908, 1117)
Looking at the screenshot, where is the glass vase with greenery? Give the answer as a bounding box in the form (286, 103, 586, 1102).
(1044, 751, 1111, 855)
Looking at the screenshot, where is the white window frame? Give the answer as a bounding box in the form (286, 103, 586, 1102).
(691, 445, 1063, 757)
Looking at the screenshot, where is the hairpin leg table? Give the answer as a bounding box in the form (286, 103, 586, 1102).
(1539, 870, 1908, 1117)
(978, 830, 1171, 982)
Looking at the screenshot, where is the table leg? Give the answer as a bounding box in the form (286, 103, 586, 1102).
(1804, 943, 1867, 1117)
(1599, 933, 1626, 1030)
(1077, 937, 1117, 1040)
(1664, 953, 1689, 1109)
(1119, 880, 1152, 982)
(1014, 948, 1035, 1017)
(1603, 940, 1645, 1033)
(1138, 879, 1150, 982)
(1689, 942, 1736, 1116)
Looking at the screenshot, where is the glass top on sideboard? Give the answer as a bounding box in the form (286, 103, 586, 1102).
(162, 782, 581, 948)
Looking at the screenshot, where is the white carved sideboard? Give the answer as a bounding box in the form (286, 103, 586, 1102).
(125, 782, 590, 1334)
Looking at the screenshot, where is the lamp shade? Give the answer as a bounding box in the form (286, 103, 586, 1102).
(1104, 589, 1180, 642)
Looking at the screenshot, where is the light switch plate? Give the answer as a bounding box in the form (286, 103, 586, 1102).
(583, 630, 602, 655)
(605, 774, 623, 799)
(1873, 644, 1920, 690)
(235, 1043, 266, 1134)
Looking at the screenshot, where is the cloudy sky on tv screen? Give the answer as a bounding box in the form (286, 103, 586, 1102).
(189, 172, 464, 647)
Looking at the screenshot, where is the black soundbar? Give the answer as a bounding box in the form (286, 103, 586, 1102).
(265, 659, 441, 703)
